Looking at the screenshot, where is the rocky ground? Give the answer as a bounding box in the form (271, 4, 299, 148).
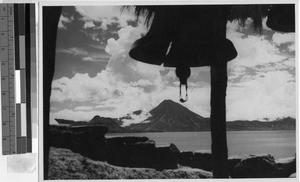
(49, 147, 213, 179)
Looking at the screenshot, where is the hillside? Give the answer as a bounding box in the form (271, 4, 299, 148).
(89, 115, 124, 132)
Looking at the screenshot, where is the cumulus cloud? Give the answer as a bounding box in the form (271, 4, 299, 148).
(224, 20, 295, 121)
(227, 70, 295, 121)
(228, 33, 286, 68)
(272, 32, 295, 45)
(75, 6, 136, 30)
(58, 15, 73, 29)
(226, 20, 294, 83)
(83, 21, 95, 29)
(51, 72, 119, 102)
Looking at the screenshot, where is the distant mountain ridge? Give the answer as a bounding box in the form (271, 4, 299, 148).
(226, 117, 296, 131)
(55, 115, 124, 132)
(55, 99, 295, 132)
(89, 115, 124, 132)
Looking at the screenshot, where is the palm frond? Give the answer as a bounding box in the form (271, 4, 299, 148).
(122, 5, 272, 32)
(229, 5, 271, 32)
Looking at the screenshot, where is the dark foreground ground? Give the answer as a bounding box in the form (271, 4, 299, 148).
(49, 147, 296, 180)
(49, 147, 212, 179)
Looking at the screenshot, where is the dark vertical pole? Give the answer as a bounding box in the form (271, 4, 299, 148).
(210, 61, 228, 178)
(43, 7, 61, 179)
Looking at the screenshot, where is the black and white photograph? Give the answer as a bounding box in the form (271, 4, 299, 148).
(41, 3, 296, 180)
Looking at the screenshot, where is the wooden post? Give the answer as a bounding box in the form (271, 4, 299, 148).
(43, 7, 62, 179)
(210, 61, 229, 178)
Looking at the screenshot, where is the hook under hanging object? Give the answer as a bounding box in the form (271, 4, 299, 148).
(176, 66, 191, 103)
(179, 83, 188, 103)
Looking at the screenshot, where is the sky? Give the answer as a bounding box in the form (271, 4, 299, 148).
(49, 6, 295, 124)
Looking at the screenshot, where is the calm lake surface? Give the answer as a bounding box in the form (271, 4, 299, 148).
(106, 130, 296, 159)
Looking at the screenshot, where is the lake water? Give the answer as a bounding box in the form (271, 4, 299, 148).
(106, 130, 296, 159)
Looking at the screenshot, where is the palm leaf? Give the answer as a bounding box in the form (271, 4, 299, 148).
(122, 5, 272, 32)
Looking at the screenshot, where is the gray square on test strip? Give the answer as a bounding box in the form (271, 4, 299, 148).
(16, 104, 21, 137)
(21, 137, 26, 153)
(19, 36, 25, 69)
(17, 137, 21, 154)
(20, 103, 26, 137)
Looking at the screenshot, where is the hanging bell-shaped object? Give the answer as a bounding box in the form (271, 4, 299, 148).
(129, 6, 238, 102)
(164, 6, 237, 68)
(129, 6, 177, 65)
(266, 5, 295, 32)
(164, 38, 237, 68)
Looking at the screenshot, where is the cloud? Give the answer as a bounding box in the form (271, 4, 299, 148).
(287, 44, 295, 52)
(227, 70, 295, 121)
(272, 32, 295, 45)
(227, 33, 286, 68)
(83, 21, 95, 29)
(74, 106, 94, 111)
(57, 47, 87, 55)
(56, 47, 110, 62)
(51, 72, 118, 103)
(75, 6, 136, 30)
(58, 15, 73, 29)
(226, 20, 294, 84)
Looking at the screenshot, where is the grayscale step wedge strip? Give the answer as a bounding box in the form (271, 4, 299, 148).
(25, 4, 32, 152)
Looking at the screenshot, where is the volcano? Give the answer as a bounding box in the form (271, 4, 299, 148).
(125, 99, 210, 132)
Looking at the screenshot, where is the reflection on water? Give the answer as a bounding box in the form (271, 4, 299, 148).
(107, 130, 296, 159)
